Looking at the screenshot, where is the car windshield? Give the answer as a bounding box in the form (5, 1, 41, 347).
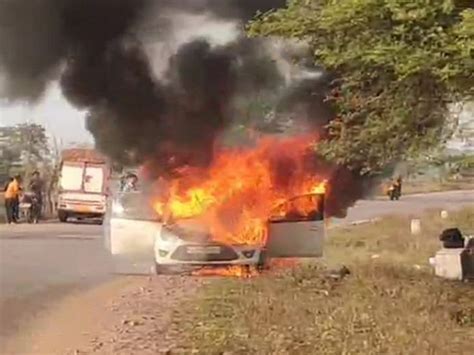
(163, 194, 324, 238)
(112, 192, 159, 221)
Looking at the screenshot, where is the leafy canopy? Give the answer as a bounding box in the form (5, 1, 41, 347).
(0, 123, 50, 178)
(249, 0, 473, 174)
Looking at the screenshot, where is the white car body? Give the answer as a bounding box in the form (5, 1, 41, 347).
(154, 222, 265, 273)
(105, 192, 326, 274)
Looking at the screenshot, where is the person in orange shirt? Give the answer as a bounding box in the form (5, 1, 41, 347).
(4, 175, 21, 224)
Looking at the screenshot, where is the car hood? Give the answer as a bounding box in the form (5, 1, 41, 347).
(164, 219, 213, 243)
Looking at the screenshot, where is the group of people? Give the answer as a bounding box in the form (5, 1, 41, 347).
(3, 171, 43, 224)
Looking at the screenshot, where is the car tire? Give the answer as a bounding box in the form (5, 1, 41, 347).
(257, 250, 268, 272)
(154, 263, 171, 275)
(58, 211, 68, 223)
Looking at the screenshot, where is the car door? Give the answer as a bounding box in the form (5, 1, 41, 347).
(266, 193, 325, 258)
(104, 192, 162, 274)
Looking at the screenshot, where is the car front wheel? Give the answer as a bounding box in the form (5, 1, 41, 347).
(154, 263, 172, 275)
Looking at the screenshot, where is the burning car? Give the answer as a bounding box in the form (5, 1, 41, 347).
(105, 189, 326, 275)
(105, 136, 330, 275)
(154, 193, 325, 274)
(154, 220, 266, 274)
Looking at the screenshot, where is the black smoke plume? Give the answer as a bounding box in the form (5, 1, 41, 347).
(0, 0, 288, 171)
(0, 0, 373, 217)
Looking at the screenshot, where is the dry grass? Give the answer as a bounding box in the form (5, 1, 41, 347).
(326, 207, 474, 266)
(172, 207, 474, 355)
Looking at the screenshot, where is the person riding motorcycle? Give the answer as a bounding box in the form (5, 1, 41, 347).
(27, 171, 43, 223)
(387, 176, 402, 200)
(20, 192, 41, 223)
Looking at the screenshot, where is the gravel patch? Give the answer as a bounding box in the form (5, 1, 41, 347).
(75, 276, 204, 355)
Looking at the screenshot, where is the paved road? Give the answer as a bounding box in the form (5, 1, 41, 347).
(344, 189, 474, 223)
(0, 190, 472, 342)
(0, 223, 110, 341)
(0, 223, 109, 299)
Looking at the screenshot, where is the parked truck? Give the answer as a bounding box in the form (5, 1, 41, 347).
(57, 149, 110, 223)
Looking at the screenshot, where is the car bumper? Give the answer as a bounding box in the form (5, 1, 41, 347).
(61, 210, 104, 217)
(155, 248, 264, 266)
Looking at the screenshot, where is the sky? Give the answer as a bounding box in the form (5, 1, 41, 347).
(0, 81, 93, 145)
(0, 12, 238, 148)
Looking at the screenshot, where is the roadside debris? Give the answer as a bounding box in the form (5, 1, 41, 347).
(410, 218, 422, 235)
(429, 228, 474, 281)
(324, 265, 351, 281)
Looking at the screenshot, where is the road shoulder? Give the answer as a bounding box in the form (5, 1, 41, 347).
(2, 275, 202, 355)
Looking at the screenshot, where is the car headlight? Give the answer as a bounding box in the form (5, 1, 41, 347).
(242, 250, 256, 258)
(112, 202, 125, 215)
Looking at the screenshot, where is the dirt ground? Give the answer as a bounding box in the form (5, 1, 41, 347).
(2, 276, 202, 355)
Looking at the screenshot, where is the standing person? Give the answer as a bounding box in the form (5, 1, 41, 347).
(29, 171, 44, 221)
(122, 173, 138, 192)
(12, 175, 22, 222)
(3, 177, 12, 224)
(4, 175, 21, 224)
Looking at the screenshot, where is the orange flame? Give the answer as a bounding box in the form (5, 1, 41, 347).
(192, 265, 258, 278)
(153, 135, 327, 246)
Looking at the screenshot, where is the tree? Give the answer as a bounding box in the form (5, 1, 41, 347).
(453, 101, 474, 145)
(0, 123, 51, 176)
(249, 0, 474, 174)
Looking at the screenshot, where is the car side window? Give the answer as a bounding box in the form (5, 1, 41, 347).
(269, 194, 324, 222)
(112, 192, 159, 221)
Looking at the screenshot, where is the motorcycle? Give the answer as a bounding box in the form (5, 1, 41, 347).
(19, 193, 41, 223)
(387, 184, 401, 201)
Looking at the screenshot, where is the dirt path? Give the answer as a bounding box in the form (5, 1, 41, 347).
(2, 276, 202, 355)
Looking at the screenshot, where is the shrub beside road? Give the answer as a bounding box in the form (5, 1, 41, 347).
(172, 208, 474, 354)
